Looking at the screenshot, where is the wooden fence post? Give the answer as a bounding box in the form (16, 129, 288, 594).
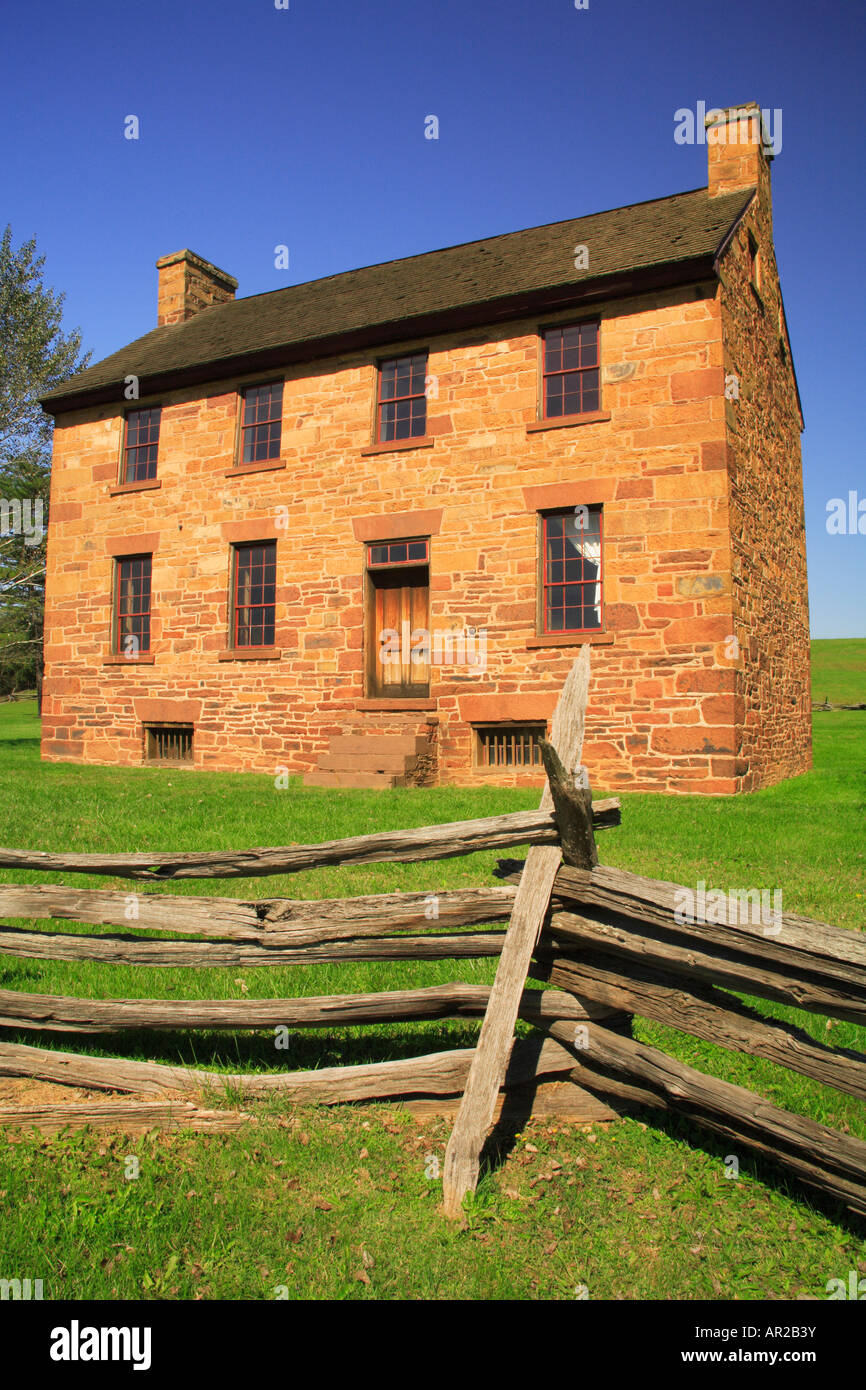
(536, 738, 597, 871)
(441, 647, 591, 1218)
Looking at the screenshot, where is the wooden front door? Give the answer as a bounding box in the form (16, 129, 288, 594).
(368, 566, 430, 697)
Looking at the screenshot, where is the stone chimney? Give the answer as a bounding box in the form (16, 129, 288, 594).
(705, 102, 776, 207)
(156, 249, 238, 327)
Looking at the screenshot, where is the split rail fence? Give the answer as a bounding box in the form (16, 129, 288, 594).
(0, 651, 864, 1221)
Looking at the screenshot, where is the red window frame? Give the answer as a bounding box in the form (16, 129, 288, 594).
(240, 383, 283, 464)
(376, 353, 428, 443)
(540, 508, 603, 634)
(232, 541, 277, 648)
(541, 322, 600, 419)
(367, 539, 429, 569)
(123, 408, 161, 483)
(115, 555, 152, 655)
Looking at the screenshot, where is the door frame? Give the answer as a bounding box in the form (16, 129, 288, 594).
(362, 538, 431, 698)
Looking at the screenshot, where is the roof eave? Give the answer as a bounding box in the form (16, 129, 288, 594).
(40, 253, 718, 418)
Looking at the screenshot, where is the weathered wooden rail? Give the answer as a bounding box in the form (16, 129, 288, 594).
(0, 803, 619, 880)
(0, 658, 626, 1143)
(0, 650, 864, 1220)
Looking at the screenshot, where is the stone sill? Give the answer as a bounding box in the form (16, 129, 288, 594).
(217, 648, 282, 661)
(526, 411, 611, 434)
(525, 632, 614, 649)
(102, 654, 156, 665)
(356, 698, 437, 711)
(360, 436, 435, 457)
(109, 480, 162, 496)
(225, 461, 287, 477)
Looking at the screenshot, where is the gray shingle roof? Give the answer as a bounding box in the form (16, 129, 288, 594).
(41, 185, 752, 412)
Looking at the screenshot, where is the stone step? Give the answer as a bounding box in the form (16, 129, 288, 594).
(316, 751, 415, 774)
(303, 769, 402, 790)
(327, 734, 428, 757)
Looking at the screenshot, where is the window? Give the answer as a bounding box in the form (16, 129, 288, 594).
(367, 539, 429, 568)
(114, 555, 152, 656)
(542, 322, 599, 418)
(476, 725, 545, 769)
(376, 353, 428, 442)
(240, 382, 283, 463)
(122, 408, 161, 483)
(232, 541, 276, 648)
(540, 508, 603, 633)
(145, 724, 193, 764)
(747, 233, 762, 297)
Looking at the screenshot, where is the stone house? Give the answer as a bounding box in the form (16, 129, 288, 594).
(39, 102, 809, 792)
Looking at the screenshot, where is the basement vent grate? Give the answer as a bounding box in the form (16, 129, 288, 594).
(475, 724, 545, 769)
(144, 724, 194, 764)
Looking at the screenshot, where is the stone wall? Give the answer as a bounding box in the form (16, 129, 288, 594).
(42, 274, 781, 794)
(714, 124, 812, 788)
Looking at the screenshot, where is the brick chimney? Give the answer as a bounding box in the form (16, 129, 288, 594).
(156, 249, 238, 327)
(705, 102, 775, 206)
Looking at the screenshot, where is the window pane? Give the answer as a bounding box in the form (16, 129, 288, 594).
(380, 362, 397, 399)
(243, 383, 282, 425)
(124, 409, 161, 483)
(562, 340, 582, 370)
(547, 605, 564, 631)
(379, 402, 397, 440)
(378, 353, 428, 440)
(542, 323, 599, 419)
(563, 556, 583, 582)
(242, 384, 282, 461)
(116, 555, 152, 653)
(579, 323, 598, 364)
(571, 510, 600, 543)
(581, 373, 600, 412)
(367, 538, 430, 570)
(546, 344, 562, 373)
(545, 380, 564, 416)
(234, 542, 276, 647)
(543, 507, 602, 634)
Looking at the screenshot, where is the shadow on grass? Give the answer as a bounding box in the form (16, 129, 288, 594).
(0, 1022, 481, 1073)
(475, 1051, 866, 1240)
(643, 1104, 866, 1239)
(4, 1021, 865, 1236)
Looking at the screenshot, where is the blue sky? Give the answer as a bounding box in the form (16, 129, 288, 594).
(1, 0, 863, 636)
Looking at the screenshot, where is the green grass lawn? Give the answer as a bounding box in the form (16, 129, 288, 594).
(0, 643, 864, 1301)
(811, 636, 866, 704)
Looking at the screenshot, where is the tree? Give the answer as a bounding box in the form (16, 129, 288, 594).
(0, 226, 89, 703)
